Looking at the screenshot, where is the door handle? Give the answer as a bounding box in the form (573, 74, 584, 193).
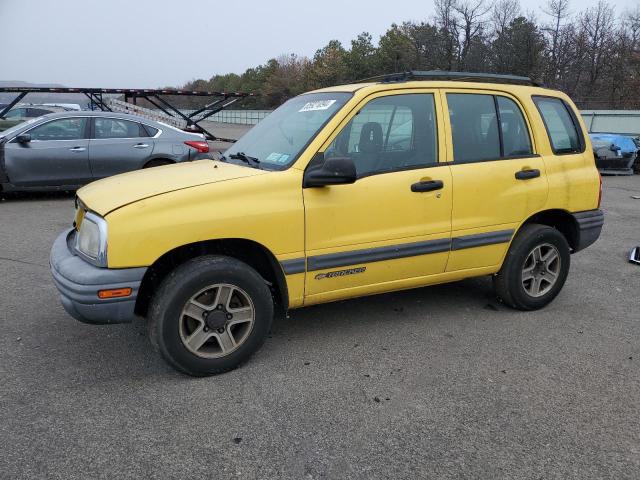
(69, 147, 86, 152)
(133, 143, 149, 149)
(515, 169, 540, 180)
(411, 180, 444, 192)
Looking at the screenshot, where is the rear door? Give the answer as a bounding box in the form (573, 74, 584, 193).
(442, 90, 548, 271)
(88, 117, 155, 179)
(3, 117, 92, 187)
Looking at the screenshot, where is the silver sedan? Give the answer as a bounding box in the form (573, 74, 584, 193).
(0, 111, 211, 192)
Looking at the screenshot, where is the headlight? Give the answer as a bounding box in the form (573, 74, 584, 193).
(75, 212, 108, 267)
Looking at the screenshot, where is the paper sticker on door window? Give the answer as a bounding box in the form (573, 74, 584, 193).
(299, 100, 337, 112)
(265, 152, 290, 164)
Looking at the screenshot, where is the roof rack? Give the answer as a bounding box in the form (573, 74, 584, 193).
(356, 71, 543, 87)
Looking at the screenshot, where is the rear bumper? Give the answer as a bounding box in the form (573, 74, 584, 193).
(572, 209, 604, 252)
(50, 229, 147, 324)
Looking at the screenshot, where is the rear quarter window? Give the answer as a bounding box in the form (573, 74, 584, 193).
(533, 96, 585, 154)
(142, 124, 159, 137)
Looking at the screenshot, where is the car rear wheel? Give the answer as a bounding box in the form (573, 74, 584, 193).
(493, 224, 570, 311)
(148, 255, 274, 376)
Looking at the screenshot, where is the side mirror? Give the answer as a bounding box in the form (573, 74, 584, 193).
(610, 144, 621, 152)
(16, 134, 31, 143)
(303, 155, 357, 188)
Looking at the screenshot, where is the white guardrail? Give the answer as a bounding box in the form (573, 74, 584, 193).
(181, 109, 272, 125)
(107, 100, 272, 128)
(107, 99, 187, 129)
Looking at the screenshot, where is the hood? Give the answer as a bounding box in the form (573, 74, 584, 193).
(78, 160, 266, 216)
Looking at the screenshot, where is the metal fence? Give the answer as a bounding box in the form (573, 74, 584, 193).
(180, 109, 272, 125)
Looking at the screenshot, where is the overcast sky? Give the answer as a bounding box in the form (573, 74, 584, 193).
(0, 0, 636, 88)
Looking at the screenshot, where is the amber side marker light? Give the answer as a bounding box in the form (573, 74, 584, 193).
(98, 288, 133, 299)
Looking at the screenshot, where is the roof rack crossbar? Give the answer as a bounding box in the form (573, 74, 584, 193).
(355, 70, 542, 87)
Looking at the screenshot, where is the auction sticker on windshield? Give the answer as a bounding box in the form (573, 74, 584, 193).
(299, 100, 337, 112)
(265, 152, 291, 164)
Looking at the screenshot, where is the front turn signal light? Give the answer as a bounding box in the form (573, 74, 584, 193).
(98, 288, 132, 299)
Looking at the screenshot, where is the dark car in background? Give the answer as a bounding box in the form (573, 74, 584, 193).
(0, 111, 210, 192)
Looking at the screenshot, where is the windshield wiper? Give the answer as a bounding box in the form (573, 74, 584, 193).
(229, 152, 261, 167)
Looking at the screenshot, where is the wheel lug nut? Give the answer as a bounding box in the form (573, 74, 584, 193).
(217, 305, 223, 310)
(203, 326, 209, 332)
(217, 328, 225, 333)
(226, 314, 232, 320)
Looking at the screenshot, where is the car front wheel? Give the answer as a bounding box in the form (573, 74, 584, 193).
(148, 255, 274, 376)
(493, 224, 570, 311)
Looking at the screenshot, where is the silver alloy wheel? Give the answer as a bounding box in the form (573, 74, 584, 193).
(521, 243, 561, 298)
(179, 284, 255, 358)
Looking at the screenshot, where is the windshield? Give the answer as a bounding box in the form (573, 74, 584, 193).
(224, 92, 352, 170)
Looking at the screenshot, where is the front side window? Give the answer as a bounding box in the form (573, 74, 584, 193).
(326, 93, 438, 177)
(225, 92, 351, 170)
(533, 96, 583, 154)
(28, 117, 87, 141)
(94, 118, 146, 139)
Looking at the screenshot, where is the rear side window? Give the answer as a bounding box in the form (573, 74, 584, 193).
(497, 97, 532, 156)
(448, 94, 500, 162)
(94, 118, 147, 139)
(447, 93, 533, 162)
(533, 97, 584, 154)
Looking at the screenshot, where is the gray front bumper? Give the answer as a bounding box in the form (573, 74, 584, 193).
(50, 229, 147, 324)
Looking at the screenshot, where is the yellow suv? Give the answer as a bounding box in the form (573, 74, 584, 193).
(50, 71, 604, 376)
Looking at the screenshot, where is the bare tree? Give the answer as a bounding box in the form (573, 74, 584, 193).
(580, 1, 615, 89)
(627, 5, 640, 48)
(541, 0, 571, 84)
(492, 0, 520, 36)
(434, 0, 460, 69)
(454, 0, 493, 69)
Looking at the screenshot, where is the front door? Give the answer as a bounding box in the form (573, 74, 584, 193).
(442, 90, 549, 271)
(89, 117, 155, 179)
(3, 117, 92, 187)
(303, 90, 452, 304)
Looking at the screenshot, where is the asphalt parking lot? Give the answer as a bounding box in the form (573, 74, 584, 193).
(1, 175, 638, 479)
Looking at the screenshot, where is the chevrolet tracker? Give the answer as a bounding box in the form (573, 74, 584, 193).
(50, 71, 604, 376)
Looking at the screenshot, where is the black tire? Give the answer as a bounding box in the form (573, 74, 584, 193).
(143, 159, 172, 169)
(493, 224, 570, 311)
(148, 255, 274, 376)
